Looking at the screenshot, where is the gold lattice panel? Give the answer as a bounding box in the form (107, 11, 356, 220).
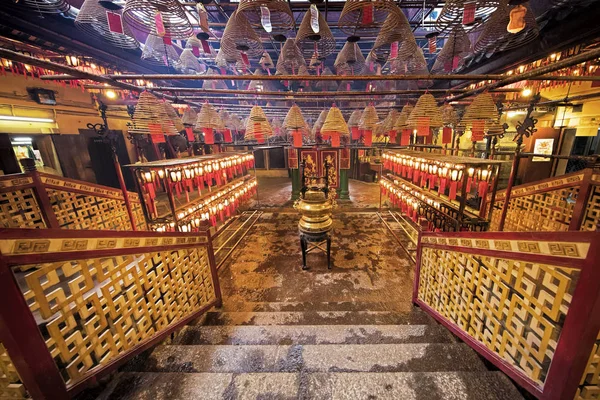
(489, 200, 504, 231)
(130, 197, 149, 231)
(418, 245, 580, 385)
(0, 189, 46, 229)
(0, 343, 27, 399)
(47, 189, 133, 231)
(16, 246, 214, 385)
(581, 185, 600, 232)
(501, 186, 579, 232)
(576, 332, 600, 400)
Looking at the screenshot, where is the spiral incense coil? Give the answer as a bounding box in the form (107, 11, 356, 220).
(360, 52, 381, 75)
(123, 0, 192, 39)
(322, 105, 349, 135)
(284, 105, 308, 131)
(431, 26, 471, 74)
(221, 10, 264, 58)
(393, 104, 414, 130)
(296, 8, 336, 60)
(473, 0, 538, 53)
(259, 52, 275, 68)
(441, 104, 459, 127)
(458, 92, 501, 131)
(371, 9, 415, 62)
(238, 0, 294, 33)
(315, 67, 339, 91)
(407, 94, 444, 129)
(276, 39, 306, 75)
(201, 69, 228, 90)
(18, 0, 69, 14)
(163, 101, 185, 132)
(245, 105, 273, 140)
(347, 110, 363, 128)
(195, 102, 222, 131)
(359, 105, 379, 131)
(129, 91, 179, 136)
(247, 68, 270, 91)
(75, 0, 138, 49)
(186, 36, 216, 60)
(338, 0, 400, 37)
(141, 34, 181, 68)
(181, 107, 198, 127)
(435, 0, 500, 33)
(334, 41, 366, 75)
(382, 109, 399, 133)
(312, 110, 328, 137)
(179, 49, 206, 74)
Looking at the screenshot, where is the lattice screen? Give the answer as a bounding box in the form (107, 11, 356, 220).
(0, 342, 27, 399)
(418, 238, 582, 385)
(15, 241, 214, 385)
(47, 189, 134, 231)
(581, 184, 600, 232)
(0, 189, 46, 229)
(576, 331, 600, 400)
(130, 193, 149, 231)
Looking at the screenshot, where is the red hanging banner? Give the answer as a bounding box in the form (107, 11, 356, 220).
(106, 11, 124, 34)
(329, 132, 340, 147)
(155, 12, 166, 37)
(191, 46, 200, 57)
(428, 37, 437, 54)
(363, 130, 373, 147)
(389, 130, 397, 143)
(471, 120, 485, 142)
(351, 126, 360, 140)
(292, 130, 303, 147)
(401, 129, 411, 146)
(150, 133, 165, 143)
(442, 127, 453, 144)
(362, 4, 374, 25)
(390, 42, 399, 59)
(185, 127, 195, 141)
(223, 129, 232, 143)
(462, 2, 477, 25)
(416, 117, 430, 136)
(203, 127, 215, 144)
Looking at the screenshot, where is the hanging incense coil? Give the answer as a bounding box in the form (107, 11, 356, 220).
(359, 105, 379, 132)
(179, 49, 206, 74)
(441, 104, 459, 127)
(338, 0, 399, 36)
(123, 0, 192, 39)
(473, 0, 538, 54)
(312, 110, 328, 138)
(322, 105, 349, 135)
(162, 101, 185, 132)
(248, 68, 273, 91)
(18, 0, 69, 14)
(393, 104, 414, 130)
(186, 35, 216, 60)
(259, 52, 275, 69)
(348, 110, 362, 128)
(129, 91, 179, 136)
(276, 39, 307, 75)
(245, 105, 273, 141)
(195, 102, 224, 132)
(390, 49, 431, 89)
(181, 107, 198, 127)
(296, 8, 336, 60)
(238, 0, 294, 33)
(458, 92, 500, 131)
(75, 0, 139, 49)
(371, 8, 415, 62)
(284, 105, 308, 131)
(406, 94, 444, 129)
(314, 67, 339, 91)
(201, 69, 228, 90)
(431, 26, 471, 74)
(435, 0, 500, 33)
(221, 10, 264, 59)
(334, 41, 366, 75)
(141, 34, 181, 68)
(382, 110, 399, 134)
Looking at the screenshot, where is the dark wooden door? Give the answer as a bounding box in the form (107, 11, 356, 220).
(51, 134, 97, 183)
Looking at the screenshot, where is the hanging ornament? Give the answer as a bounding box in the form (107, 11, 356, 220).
(507, 4, 527, 33)
(260, 5, 272, 32)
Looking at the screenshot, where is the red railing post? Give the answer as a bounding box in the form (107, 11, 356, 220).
(569, 168, 594, 231)
(19, 158, 60, 229)
(541, 237, 600, 399)
(0, 258, 68, 399)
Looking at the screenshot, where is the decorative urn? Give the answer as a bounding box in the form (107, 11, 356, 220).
(294, 186, 334, 235)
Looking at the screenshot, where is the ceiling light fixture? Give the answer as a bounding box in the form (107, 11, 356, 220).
(0, 115, 55, 123)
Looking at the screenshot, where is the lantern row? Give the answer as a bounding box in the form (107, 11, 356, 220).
(153, 177, 258, 232)
(382, 152, 492, 201)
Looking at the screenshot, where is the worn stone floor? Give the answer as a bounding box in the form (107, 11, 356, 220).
(248, 176, 389, 210)
(218, 211, 413, 313)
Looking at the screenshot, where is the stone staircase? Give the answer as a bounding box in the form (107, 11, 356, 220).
(97, 302, 524, 400)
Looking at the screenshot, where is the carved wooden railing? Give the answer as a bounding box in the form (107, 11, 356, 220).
(0, 168, 147, 231)
(414, 230, 600, 400)
(0, 228, 221, 399)
(489, 168, 600, 232)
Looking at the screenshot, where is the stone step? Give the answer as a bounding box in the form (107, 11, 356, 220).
(101, 371, 523, 400)
(203, 310, 434, 326)
(173, 324, 456, 345)
(127, 343, 487, 374)
(219, 300, 407, 312)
